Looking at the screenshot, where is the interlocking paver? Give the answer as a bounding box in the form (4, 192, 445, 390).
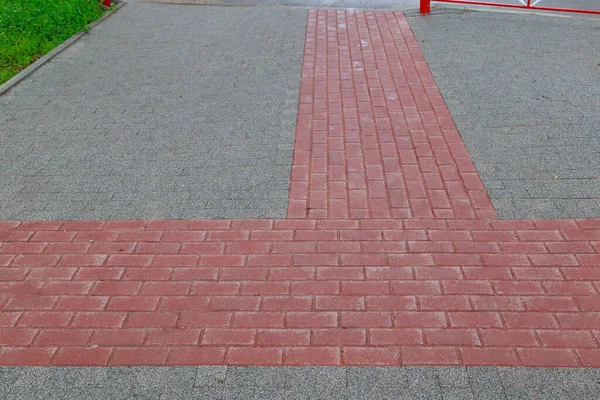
(0, 5, 306, 220)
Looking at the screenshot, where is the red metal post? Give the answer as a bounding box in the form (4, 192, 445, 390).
(526, 0, 531, 7)
(420, 0, 431, 14)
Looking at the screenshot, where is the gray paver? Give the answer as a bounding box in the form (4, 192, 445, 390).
(0, 4, 306, 220)
(1, 367, 600, 399)
(407, 9, 600, 219)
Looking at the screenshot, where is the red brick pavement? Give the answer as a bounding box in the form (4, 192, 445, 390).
(287, 10, 495, 220)
(0, 10, 598, 367)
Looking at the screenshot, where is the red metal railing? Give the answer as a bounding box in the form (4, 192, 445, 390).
(420, 0, 600, 15)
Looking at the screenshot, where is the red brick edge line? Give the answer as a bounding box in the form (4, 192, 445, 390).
(0, 218, 599, 367)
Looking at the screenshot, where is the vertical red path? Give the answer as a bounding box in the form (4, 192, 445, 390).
(287, 10, 496, 220)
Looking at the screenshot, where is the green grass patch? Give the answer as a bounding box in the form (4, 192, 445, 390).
(0, 0, 105, 85)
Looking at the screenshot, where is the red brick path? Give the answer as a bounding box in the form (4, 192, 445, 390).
(287, 11, 495, 220)
(0, 10, 599, 367)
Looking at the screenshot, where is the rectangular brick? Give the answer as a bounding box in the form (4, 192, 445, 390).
(318, 242, 361, 253)
(342, 281, 390, 295)
(36, 329, 92, 346)
(200, 255, 245, 267)
(368, 328, 423, 345)
(424, 328, 480, 345)
(136, 242, 180, 254)
(116, 231, 161, 242)
(125, 312, 179, 328)
(503, 312, 558, 328)
(146, 329, 201, 345)
(0, 347, 54, 366)
(272, 242, 315, 254)
(284, 347, 340, 366)
(460, 348, 518, 366)
(257, 329, 310, 346)
(433, 254, 481, 266)
(419, 295, 471, 311)
(106, 296, 159, 311)
(90, 329, 148, 346)
(365, 267, 413, 280)
(106, 255, 153, 267)
(261, 296, 312, 311)
(41, 281, 93, 295)
(442, 280, 493, 295)
(544, 281, 596, 296)
(4, 295, 57, 310)
(492, 281, 544, 295)
(206, 230, 249, 241)
(481, 254, 530, 267)
(55, 296, 109, 311)
(294, 254, 338, 266)
(291, 281, 339, 295)
(556, 313, 600, 329)
(529, 254, 578, 267)
(191, 282, 239, 295)
(517, 348, 579, 367)
(462, 267, 512, 280)
(511, 267, 563, 280)
(317, 267, 363, 280)
(219, 268, 267, 281)
(285, 312, 337, 328)
(500, 242, 547, 254)
(341, 311, 392, 328)
(232, 312, 283, 328)
(161, 231, 206, 242)
(365, 296, 417, 311)
(242, 282, 289, 295)
(0, 242, 46, 254)
(402, 347, 460, 365)
(227, 242, 272, 254)
(315, 296, 364, 311)
(211, 296, 261, 311)
(0, 328, 38, 345)
(52, 348, 112, 366)
(12, 255, 60, 267)
(227, 347, 282, 365)
(180, 243, 225, 254)
(71, 312, 126, 328)
(248, 255, 292, 267)
(522, 296, 578, 312)
(111, 348, 169, 366)
(202, 328, 255, 345)
(471, 296, 523, 311)
(343, 347, 400, 366)
(448, 311, 502, 328)
(92, 281, 141, 296)
(168, 347, 226, 366)
(59, 254, 107, 267)
(18, 311, 73, 327)
(388, 254, 435, 266)
(537, 330, 596, 347)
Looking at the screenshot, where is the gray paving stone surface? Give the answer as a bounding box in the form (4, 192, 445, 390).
(407, 10, 600, 219)
(0, 4, 306, 220)
(1, 366, 599, 399)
